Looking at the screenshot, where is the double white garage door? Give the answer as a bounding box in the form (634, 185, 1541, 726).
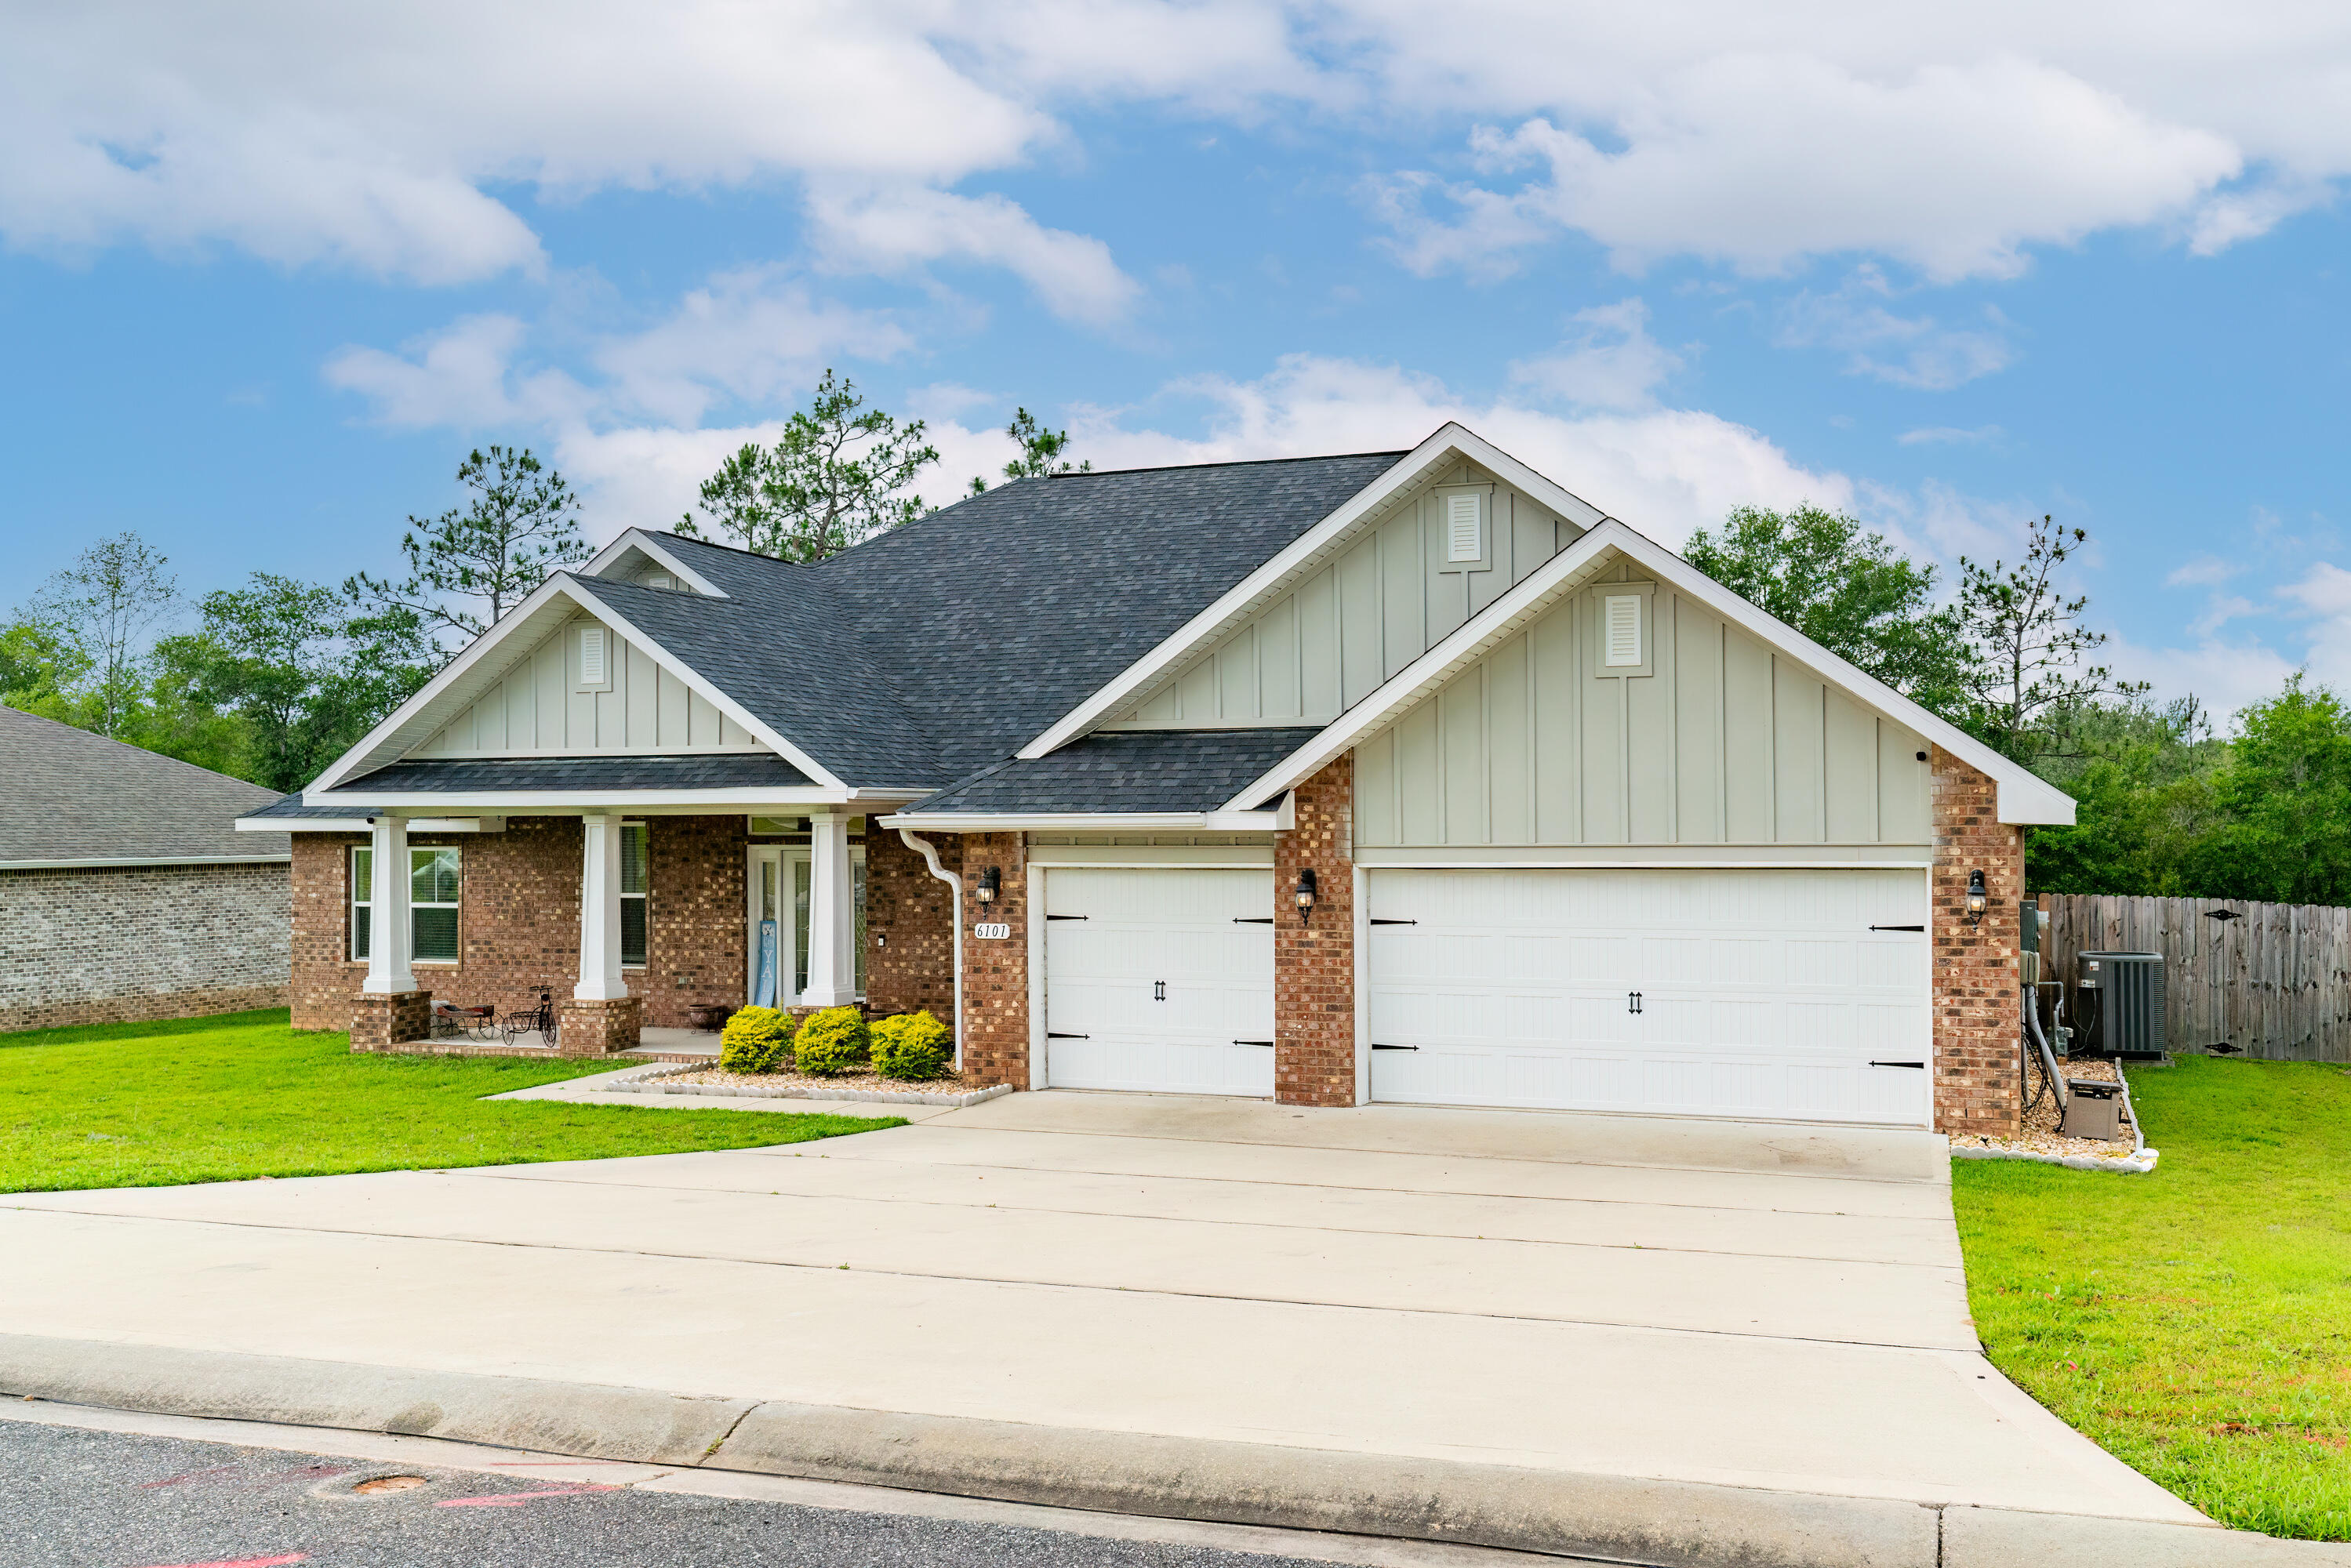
(1041, 865, 1930, 1127)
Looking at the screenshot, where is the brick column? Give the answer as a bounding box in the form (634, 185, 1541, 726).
(958, 833, 1029, 1087)
(557, 994, 641, 1055)
(1275, 754, 1357, 1107)
(1931, 746, 2025, 1138)
(351, 989, 431, 1050)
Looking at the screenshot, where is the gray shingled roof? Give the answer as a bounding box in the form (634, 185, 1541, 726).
(601, 453, 1403, 790)
(910, 728, 1322, 815)
(0, 703, 289, 864)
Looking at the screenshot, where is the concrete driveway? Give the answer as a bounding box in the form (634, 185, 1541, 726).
(0, 1088, 2212, 1563)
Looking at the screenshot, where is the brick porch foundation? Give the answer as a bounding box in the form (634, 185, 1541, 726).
(558, 995, 641, 1055)
(350, 990, 431, 1050)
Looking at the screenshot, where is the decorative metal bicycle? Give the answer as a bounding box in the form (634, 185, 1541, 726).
(500, 989, 560, 1049)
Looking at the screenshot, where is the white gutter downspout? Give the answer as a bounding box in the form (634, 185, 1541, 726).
(897, 828, 965, 1070)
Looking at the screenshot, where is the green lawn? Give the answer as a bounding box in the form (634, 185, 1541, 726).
(0, 1009, 892, 1193)
(1953, 1054, 2351, 1541)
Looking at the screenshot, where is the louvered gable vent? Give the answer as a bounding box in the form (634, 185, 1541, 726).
(1445, 492, 1482, 562)
(578, 624, 609, 688)
(1603, 594, 1642, 667)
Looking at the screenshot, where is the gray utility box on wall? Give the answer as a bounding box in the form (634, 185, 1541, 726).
(2077, 950, 2167, 1059)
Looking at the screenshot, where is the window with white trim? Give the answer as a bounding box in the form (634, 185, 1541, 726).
(621, 822, 649, 968)
(349, 845, 462, 964)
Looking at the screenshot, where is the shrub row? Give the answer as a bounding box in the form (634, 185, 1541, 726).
(717, 1006, 952, 1081)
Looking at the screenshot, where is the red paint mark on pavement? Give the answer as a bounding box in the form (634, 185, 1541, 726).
(125, 1555, 308, 1568)
(435, 1484, 622, 1508)
(141, 1466, 242, 1489)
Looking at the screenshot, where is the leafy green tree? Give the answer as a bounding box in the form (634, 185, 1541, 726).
(160, 575, 437, 790)
(1956, 515, 2140, 765)
(1682, 505, 1971, 713)
(2025, 697, 2228, 894)
(0, 614, 90, 712)
(968, 407, 1089, 494)
(347, 447, 590, 644)
(23, 532, 182, 737)
(678, 371, 939, 561)
(2193, 678, 2351, 905)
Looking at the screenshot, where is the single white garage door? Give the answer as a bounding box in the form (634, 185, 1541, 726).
(1043, 866, 1276, 1096)
(1368, 867, 1931, 1126)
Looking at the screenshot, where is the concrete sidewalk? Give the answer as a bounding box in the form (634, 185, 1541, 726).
(1, 1090, 2320, 1566)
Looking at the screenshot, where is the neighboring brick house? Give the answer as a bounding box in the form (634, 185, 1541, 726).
(242, 423, 2069, 1135)
(2, 705, 290, 1033)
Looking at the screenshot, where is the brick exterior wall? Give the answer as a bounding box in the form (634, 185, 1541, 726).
(1931, 746, 2026, 1138)
(0, 862, 290, 1034)
(289, 815, 949, 1038)
(867, 826, 960, 1023)
(957, 832, 1029, 1087)
(1275, 756, 1357, 1106)
(351, 989, 431, 1048)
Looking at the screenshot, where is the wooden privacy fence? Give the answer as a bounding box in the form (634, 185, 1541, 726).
(2040, 894, 2351, 1062)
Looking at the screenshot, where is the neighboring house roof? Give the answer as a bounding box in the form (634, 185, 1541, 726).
(0, 703, 289, 866)
(907, 728, 1324, 816)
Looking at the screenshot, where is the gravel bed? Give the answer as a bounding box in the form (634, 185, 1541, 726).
(609, 1063, 1012, 1108)
(1949, 1058, 2160, 1172)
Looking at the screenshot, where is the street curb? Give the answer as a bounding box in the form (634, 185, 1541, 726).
(5, 1335, 2336, 1567)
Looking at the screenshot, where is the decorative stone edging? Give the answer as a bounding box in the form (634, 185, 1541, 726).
(601, 1062, 1014, 1109)
(1949, 1144, 2161, 1174)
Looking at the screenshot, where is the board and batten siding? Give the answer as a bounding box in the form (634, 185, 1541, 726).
(1354, 563, 1932, 848)
(412, 615, 760, 757)
(1112, 462, 1575, 727)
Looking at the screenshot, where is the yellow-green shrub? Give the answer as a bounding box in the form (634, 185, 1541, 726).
(718, 1006, 795, 1074)
(793, 1006, 870, 1076)
(871, 1011, 952, 1081)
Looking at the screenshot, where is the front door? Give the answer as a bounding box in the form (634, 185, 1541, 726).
(1042, 866, 1276, 1095)
(745, 844, 867, 1007)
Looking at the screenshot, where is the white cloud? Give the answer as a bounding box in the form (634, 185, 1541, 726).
(2166, 555, 2243, 589)
(1507, 298, 1685, 410)
(1068, 353, 1851, 546)
(323, 314, 580, 429)
(1776, 270, 2019, 389)
(2106, 633, 2300, 720)
(1898, 425, 2003, 446)
(803, 185, 1141, 325)
(10, 5, 2351, 297)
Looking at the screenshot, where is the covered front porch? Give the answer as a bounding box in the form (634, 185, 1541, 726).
(256, 787, 958, 1058)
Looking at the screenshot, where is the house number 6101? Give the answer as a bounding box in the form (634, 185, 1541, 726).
(972, 922, 1012, 941)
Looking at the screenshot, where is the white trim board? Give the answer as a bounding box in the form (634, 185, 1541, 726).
(883, 801, 1295, 833)
(236, 817, 502, 835)
(1216, 521, 2077, 827)
(1, 854, 295, 870)
(1025, 845, 1275, 868)
(311, 788, 922, 811)
(311, 573, 843, 794)
(1017, 423, 1609, 760)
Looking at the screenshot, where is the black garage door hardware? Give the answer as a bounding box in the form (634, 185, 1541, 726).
(1869, 1060, 1925, 1069)
(1231, 916, 1275, 924)
(1371, 1044, 1419, 1051)
(1046, 914, 1088, 921)
(1369, 918, 1418, 925)
(1232, 1039, 1275, 1047)
(1047, 1032, 1091, 1040)
(1869, 924, 1924, 932)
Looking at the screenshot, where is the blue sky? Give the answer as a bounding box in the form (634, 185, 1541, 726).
(4, 4, 2348, 715)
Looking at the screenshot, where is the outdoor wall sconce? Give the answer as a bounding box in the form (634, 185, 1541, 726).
(1294, 867, 1318, 924)
(975, 866, 1001, 906)
(1965, 868, 1988, 926)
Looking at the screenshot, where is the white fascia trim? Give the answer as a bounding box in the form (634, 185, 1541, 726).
(1217, 522, 2077, 827)
(238, 816, 503, 833)
(882, 802, 1294, 833)
(311, 575, 847, 793)
(2, 854, 295, 870)
(579, 528, 732, 598)
(313, 788, 864, 809)
(1016, 423, 1608, 761)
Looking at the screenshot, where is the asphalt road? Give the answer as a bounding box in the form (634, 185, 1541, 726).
(2, 1414, 1346, 1568)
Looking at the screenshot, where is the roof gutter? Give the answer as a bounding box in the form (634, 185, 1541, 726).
(2, 853, 294, 870)
(881, 800, 1295, 833)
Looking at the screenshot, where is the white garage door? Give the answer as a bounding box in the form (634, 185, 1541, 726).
(1043, 866, 1276, 1096)
(1368, 868, 1931, 1126)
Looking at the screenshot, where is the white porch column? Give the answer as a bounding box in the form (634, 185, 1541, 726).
(362, 815, 415, 995)
(800, 810, 859, 1008)
(576, 813, 630, 1000)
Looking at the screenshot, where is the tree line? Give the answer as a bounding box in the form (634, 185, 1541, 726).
(9, 373, 2345, 906)
(1, 376, 1082, 792)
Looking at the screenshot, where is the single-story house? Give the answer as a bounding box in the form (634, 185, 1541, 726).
(238, 423, 2066, 1136)
(2, 703, 291, 1033)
